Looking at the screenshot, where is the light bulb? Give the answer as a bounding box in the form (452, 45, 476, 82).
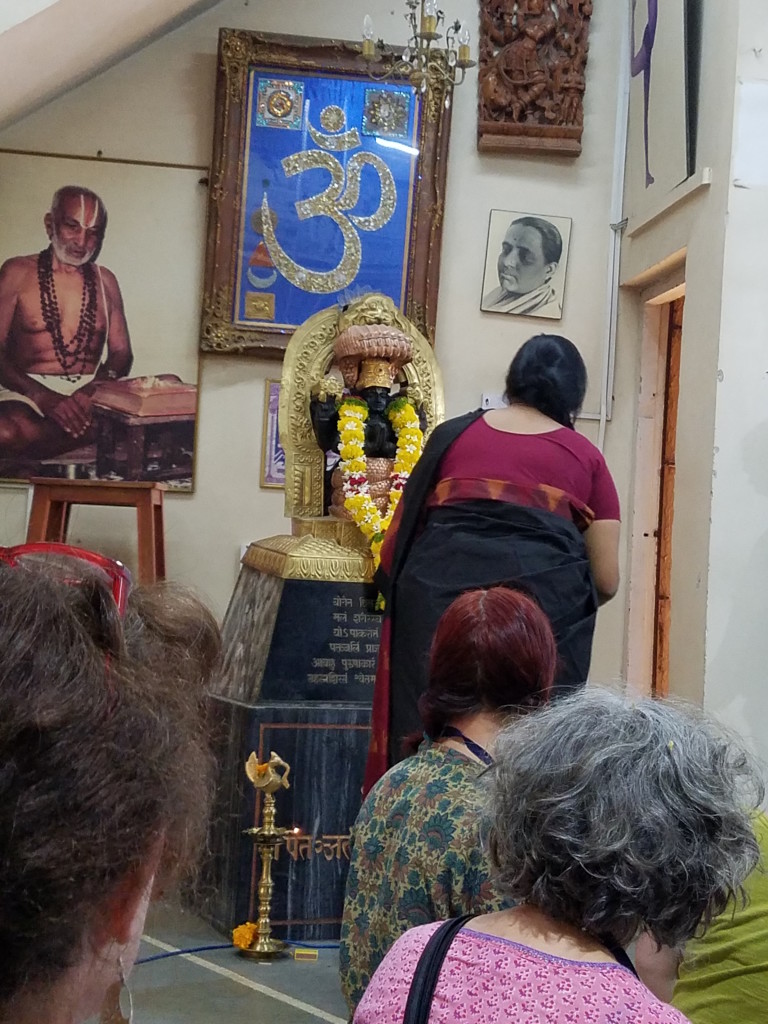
(362, 14, 375, 40)
(423, 0, 437, 16)
(457, 21, 470, 45)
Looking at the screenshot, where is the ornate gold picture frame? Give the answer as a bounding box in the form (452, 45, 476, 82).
(200, 30, 452, 357)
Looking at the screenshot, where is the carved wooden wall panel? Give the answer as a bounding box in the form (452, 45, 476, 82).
(478, 0, 593, 156)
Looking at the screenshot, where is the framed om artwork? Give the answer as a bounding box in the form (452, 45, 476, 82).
(200, 30, 453, 357)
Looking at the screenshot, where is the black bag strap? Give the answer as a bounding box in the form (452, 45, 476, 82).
(402, 915, 473, 1024)
(603, 938, 639, 977)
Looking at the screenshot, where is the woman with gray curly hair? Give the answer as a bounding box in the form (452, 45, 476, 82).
(354, 689, 764, 1024)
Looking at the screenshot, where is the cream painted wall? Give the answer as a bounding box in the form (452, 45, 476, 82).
(0, 0, 628, 676)
(619, 2, 739, 705)
(703, 0, 768, 760)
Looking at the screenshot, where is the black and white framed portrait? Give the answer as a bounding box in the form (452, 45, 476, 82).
(480, 209, 572, 320)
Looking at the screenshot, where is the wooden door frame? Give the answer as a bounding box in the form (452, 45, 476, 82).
(625, 280, 685, 695)
(652, 296, 684, 696)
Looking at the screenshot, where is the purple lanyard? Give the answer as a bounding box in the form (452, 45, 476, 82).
(441, 727, 493, 766)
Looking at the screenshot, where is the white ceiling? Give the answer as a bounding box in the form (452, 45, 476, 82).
(0, 0, 222, 131)
(0, 0, 61, 36)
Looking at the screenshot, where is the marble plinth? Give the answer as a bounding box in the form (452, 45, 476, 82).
(200, 697, 371, 941)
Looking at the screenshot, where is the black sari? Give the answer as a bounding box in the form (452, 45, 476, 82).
(363, 411, 598, 790)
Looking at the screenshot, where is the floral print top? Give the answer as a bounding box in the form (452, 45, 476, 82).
(339, 740, 509, 1017)
(354, 923, 692, 1024)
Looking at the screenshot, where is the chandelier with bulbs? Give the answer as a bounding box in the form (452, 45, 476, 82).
(360, 0, 475, 108)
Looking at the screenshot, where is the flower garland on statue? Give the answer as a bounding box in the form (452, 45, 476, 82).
(337, 395, 424, 572)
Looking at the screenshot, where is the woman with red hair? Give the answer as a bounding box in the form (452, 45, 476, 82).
(339, 586, 556, 1018)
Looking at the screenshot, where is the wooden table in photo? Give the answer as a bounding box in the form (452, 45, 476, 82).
(93, 405, 195, 482)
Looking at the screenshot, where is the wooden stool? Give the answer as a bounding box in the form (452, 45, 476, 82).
(26, 479, 167, 583)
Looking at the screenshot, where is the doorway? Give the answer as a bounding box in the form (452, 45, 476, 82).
(626, 291, 684, 696)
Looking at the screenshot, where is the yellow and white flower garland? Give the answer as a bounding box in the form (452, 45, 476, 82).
(337, 395, 424, 571)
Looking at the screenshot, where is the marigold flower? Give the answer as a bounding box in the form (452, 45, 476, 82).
(232, 922, 257, 950)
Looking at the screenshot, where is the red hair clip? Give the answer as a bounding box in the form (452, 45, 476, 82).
(0, 542, 132, 617)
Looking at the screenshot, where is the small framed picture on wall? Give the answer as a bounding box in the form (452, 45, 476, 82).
(480, 210, 572, 320)
(260, 379, 285, 488)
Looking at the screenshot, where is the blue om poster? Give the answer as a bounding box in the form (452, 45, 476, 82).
(234, 71, 420, 330)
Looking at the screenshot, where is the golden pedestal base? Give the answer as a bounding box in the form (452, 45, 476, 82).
(242, 516, 374, 584)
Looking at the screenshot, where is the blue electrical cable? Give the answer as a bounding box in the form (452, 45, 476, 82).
(284, 940, 341, 949)
(136, 944, 231, 964)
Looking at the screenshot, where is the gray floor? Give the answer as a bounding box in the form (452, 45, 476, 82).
(109, 904, 349, 1023)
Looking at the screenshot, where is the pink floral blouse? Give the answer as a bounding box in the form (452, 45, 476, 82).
(353, 922, 691, 1024)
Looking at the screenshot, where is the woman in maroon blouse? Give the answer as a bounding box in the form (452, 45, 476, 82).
(364, 334, 620, 791)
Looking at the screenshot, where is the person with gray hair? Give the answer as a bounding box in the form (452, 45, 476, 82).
(635, 809, 768, 1020)
(354, 689, 763, 1024)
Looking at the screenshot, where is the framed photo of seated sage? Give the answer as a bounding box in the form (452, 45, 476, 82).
(200, 29, 453, 357)
(0, 153, 202, 490)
